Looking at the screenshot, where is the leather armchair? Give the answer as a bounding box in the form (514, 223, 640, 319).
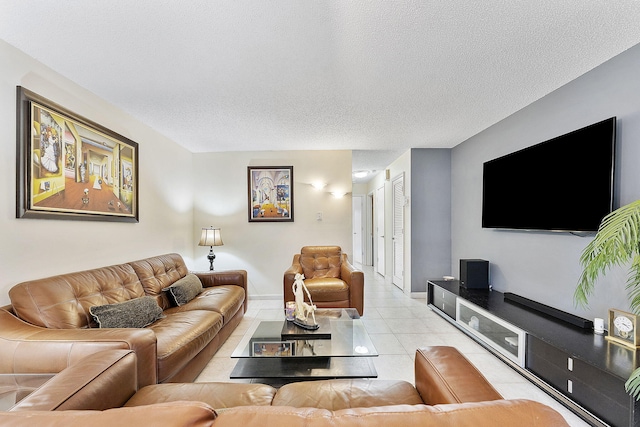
(283, 246, 364, 316)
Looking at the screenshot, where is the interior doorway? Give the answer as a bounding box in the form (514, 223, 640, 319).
(365, 191, 374, 266)
(375, 185, 385, 277)
(391, 174, 405, 289)
(352, 195, 364, 265)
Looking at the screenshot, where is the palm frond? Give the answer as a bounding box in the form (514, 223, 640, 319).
(576, 200, 640, 402)
(574, 200, 640, 309)
(625, 367, 640, 400)
(627, 255, 640, 312)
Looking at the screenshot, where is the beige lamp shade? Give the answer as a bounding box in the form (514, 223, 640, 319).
(198, 227, 223, 247)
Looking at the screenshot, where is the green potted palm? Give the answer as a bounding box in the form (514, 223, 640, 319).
(574, 199, 640, 399)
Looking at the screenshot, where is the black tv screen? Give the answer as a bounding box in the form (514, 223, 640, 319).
(482, 117, 616, 232)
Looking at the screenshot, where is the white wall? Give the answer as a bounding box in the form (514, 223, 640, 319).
(0, 40, 195, 306)
(192, 150, 353, 298)
(451, 43, 640, 321)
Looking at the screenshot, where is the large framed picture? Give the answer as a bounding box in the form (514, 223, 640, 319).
(247, 166, 293, 222)
(16, 87, 139, 222)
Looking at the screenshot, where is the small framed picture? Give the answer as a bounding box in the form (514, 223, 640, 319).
(251, 341, 295, 356)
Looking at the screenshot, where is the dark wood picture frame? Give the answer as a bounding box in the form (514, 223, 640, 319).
(16, 87, 139, 222)
(247, 166, 293, 222)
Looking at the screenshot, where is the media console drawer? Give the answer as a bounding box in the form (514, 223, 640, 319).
(430, 283, 457, 319)
(527, 335, 629, 427)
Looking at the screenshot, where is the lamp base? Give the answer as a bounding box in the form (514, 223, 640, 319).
(207, 247, 216, 271)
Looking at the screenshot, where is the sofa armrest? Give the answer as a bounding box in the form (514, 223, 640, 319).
(193, 270, 248, 313)
(0, 308, 157, 387)
(10, 350, 138, 411)
(340, 255, 364, 316)
(283, 254, 303, 303)
(414, 346, 502, 404)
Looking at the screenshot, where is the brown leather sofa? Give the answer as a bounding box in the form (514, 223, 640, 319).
(284, 246, 364, 316)
(1, 346, 569, 426)
(0, 253, 247, 387)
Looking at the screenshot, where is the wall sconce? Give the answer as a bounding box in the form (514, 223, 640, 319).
(198, 226, 224, 271)
(331, 191, 347, 198)
(311, 181, 327, 190)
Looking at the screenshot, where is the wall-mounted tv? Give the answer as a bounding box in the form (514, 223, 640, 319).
(482, 117, 616, 232)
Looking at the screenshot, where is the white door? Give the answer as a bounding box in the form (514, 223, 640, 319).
(375, 185, 385, 276)
(352, 195, 363, 265)
(365, 192, 374, 266)
(392, 174, 404, 289)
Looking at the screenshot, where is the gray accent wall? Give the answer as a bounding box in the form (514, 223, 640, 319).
(451, 43, 640, 321)
(411, 148, 451, 292)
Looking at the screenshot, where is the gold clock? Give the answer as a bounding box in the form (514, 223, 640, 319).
(606, 308, 640, 348)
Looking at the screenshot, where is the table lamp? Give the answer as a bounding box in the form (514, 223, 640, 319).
(198, 226, 223, 271)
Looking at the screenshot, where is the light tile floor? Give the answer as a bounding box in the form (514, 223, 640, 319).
(196, 265, 590, 426)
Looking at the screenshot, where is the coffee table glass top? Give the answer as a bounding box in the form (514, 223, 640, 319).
(232, 308, 377, 358)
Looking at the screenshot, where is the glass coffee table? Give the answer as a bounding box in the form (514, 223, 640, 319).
(231, 308, 377, 383)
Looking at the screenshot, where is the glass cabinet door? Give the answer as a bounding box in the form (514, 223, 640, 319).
(456, 298, 526, 367)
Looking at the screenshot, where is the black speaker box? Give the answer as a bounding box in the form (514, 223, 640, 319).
(460, 259, 489, 289)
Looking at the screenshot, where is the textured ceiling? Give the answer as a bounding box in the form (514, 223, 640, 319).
(2, 1, 640, 183)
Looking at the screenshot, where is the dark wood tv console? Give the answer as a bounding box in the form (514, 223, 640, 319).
(427, 279, 640, 427)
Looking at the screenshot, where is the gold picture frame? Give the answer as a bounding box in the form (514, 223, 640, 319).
(16, 87, 139, 222)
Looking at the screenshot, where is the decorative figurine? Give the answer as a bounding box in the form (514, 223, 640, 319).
(292, 273, 317, 327)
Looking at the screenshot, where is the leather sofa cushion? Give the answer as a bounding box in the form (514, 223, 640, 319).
(125, 382, 277, 409)
(272, 379, 424, 409)
(211, 400, 570, 427)
(129, 253, 190, 310)
(0, 401, 217, 427)
(300, 246, 342, 279)
(9, 263, 145, 329)
(164, 285, 245, 324)
(149, 311, 223, 383)
(303, 278, 349, 302)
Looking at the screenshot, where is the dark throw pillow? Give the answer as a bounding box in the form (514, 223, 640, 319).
(90, 296, 163, 328)
(163, 274, 203, 306)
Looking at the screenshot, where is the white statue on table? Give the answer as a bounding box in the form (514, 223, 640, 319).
(292, 273, 316, 324)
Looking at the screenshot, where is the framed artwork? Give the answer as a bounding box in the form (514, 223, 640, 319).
(248, 166, 293, 222)
(16, 87, 139, 222)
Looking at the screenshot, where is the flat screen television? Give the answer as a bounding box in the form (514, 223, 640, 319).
(482, 117, 616, 232)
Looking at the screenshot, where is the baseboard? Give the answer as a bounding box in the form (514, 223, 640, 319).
(248, 294, 281, 300)
(410, 292, 427, 300)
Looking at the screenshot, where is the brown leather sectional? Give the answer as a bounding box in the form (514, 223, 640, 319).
(2, 346, 569, 426)
(0, 253, 247, 387)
